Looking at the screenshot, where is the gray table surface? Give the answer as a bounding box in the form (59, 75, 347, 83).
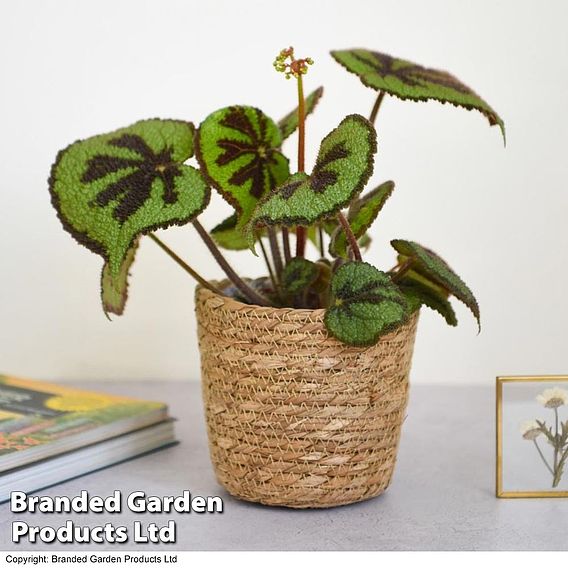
(1, 382, 566, 551)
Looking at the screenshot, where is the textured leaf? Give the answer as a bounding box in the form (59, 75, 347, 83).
(324, 261, 407, 346)
(329, 180, 394, 257)
(331, 49, 505, 141)
(49, 119, 209, 278)
(101, 239, 139, 317)
(251, 114, 376, 233)
(195, 106, 290, 227)
(391, 239, 479, 328)
(398, 271, 457, 326)
(210, 213, 249, 251)
(278, 86, 324, 141)
(281, 257, 320, 296)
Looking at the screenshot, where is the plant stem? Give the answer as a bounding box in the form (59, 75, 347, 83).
(318, 224, 325, 258)
(192, 219, 271, 306)
(297, 74, 306, 173)
(148, 233, 221, 295)
(554, 407, 560, 475)
(391, 257, 414, 283)
(267, 227, 283, 278)
(533, 439, 555, 476)
(337, 212, 361, 261)
(295, 73, 307, 258)
(332, 257, 345, 274)
(296, 227, 307, 257)
(369, 91, 385, 125)
(259, 238, 278, 292)
(282, 227, 292, 263)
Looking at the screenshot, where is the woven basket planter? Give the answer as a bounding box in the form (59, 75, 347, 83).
(195, 284, 419, 509)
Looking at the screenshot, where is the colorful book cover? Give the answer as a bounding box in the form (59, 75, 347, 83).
(0, 375, 166, 462)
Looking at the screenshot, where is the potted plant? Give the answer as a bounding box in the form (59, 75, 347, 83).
(48, 47, 503, 508)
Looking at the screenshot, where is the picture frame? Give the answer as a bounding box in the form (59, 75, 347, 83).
(496, 375, 568, 498)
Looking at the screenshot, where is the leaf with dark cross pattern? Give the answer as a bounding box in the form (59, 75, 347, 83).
(331, 49, 505, 142)
(195, 106, 290, 230)
(49, 119, 210, 279)
(324, 261, 408, 346)
(249, 114, 376, 243)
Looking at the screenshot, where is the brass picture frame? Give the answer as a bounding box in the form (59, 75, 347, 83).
(496, 375, 568, 498)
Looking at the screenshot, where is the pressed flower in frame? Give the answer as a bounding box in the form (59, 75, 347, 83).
(520, 420, 541, 440)
(536, 387, 568, 409)
(522, 387, 568, 488)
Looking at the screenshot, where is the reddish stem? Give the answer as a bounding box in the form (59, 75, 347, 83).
(295, 74, 307, 258)
(296, 226, 307, 257)
(267, 227, 283, 278)
(258, 238, 278, 293)
(148, 234, 221, 295)
(337, 212, 361, 261)
(369, 91, 385, 125)
(282, 227, 292, 263)
(192, 220, 270, 306)
(297, 74, 306, 173)
(390, 257, 414, 283)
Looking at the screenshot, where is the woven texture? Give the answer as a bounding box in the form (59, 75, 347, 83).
(195, 285, 419, 508)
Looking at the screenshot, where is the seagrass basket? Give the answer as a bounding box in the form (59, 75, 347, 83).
(195, 284, 419, 508)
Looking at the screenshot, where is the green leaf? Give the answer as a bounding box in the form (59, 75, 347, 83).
(398, 272, 457, 326)
(195, 106, 290, 227)
(49, 119, 209, 278)
(210, 213, 250, 251)
(281, 257, 320, 296)
(322, 218, 339, 236)
(250, 114, 377, 233)
(391, 239, 480, 329)
(312, 260, 332, 293)
(101, 239, 139, 317)
(536, 420, 555, 446)
(278, 86, 324, 141)
(329, 180, 394, 257)
(349, 180, 394, 222)
(331, 49, 505, 142)
(358, 233, 372, 251)
(324, 261, 407, 346)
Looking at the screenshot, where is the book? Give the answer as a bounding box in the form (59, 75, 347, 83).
(0, 421, 176, 503)
(0, 374, 176, 501)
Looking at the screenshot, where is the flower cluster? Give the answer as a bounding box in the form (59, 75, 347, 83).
(520, 386, 568, 487)
(520, 420, 541, 440)
(273, 47, 314, 79)
(536, 387, 568, 409)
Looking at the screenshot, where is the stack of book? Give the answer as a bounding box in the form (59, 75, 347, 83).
(0, 374, 176, 502)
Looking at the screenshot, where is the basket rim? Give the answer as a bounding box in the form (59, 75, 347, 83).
(195, 280, 420, 337)
(196, 281, 327, 317)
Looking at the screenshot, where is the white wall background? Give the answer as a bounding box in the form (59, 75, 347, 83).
(0, 0, 566, 384)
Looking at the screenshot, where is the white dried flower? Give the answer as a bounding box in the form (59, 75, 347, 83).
(520, 420, 541, 440)
(536, 387, 568, 409)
